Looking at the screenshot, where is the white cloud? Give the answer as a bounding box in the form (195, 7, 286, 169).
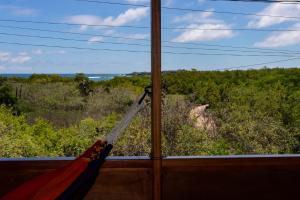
(126, 0, 149, 3)
(31, 49, 67, 55)
(0, 5, 38, 16)
(173, 10, 215, 24)
(173, 23, 235, 42)
(88, 36, 104, 43)
(47, 50, 67, 55)
(247, 4, 300, 28)
(172, 11, 234, 42)
(65, 7, 148, 30)
(92, 25, 149, 41)
(103, 29, 116, 35)
(11, 56, 31, 64)
(0, 52, 10, 62)
(66, 15, 103, 31)
(254, 23, 300, 47)
(164, 0, 174, 6)
(105, 7, 148, 25)
(32, 49, 43, 55)
(126, 0, 173, 6)
(19, 52, 29, 56)
(0, 51, 31, 64)
(0, 66, 32, 72)
(126, 33, 149, 39)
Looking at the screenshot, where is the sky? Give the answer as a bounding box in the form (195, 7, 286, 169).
(0, 0, 300, 73)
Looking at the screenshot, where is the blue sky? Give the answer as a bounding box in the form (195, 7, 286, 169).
(0, 0, 300, 73)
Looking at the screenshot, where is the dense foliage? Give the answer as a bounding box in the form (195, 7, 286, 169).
(0, 68, 300, 157)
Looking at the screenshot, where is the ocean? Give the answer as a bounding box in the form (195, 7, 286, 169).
(0, 74, 123, 81)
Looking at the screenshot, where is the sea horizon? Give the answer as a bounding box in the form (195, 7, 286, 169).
(0, 73, 125, 81)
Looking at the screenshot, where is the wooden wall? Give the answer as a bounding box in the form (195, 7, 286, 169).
(1, 156, 300, 200)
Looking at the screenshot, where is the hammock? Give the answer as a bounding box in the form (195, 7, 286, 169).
(1, 88, 150, 200)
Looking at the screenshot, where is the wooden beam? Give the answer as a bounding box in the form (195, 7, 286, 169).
(151, 0, 162, 199)
(2, 157, 300, 199)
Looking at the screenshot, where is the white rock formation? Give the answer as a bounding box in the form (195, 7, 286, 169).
(189, 104, 216, 135)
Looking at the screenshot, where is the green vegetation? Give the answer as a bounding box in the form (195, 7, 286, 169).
(1, 68, 300, 157)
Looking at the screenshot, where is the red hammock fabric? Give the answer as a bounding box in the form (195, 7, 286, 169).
(1, 140, 110, 200)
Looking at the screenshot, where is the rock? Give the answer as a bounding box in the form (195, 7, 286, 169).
(189, 104, 216, 135)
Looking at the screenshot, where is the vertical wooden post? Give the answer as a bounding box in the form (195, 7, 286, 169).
(151, 0, 162, 200)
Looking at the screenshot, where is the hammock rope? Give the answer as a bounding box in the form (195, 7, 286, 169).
(106, 86, 151, 144)
(1, 88, 150, 200)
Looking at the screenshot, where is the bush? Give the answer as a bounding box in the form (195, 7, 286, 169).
(1, 68, 300, 157)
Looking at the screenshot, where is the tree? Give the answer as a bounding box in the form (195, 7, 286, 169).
(0, 85, 16, 106)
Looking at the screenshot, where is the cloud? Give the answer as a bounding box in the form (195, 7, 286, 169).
(126, 0, 149, 3)
(254, 23, 300, 47)
(126, 33, 149, 39)
(0, 5, 38, 16)
(31, 49, 67, 55)
(65, 7, 149, 30)
(0, 66, 32, 72)
(172, 11, 235, 42)
(47, 50, 67, 55)
(247, 4, 300, 28)
(173, 23, 235, 42)
(96, 32, 148, 42)
(0, 51, 31, 64)
(173, 10, 215, 24)
(164, 0, 174, 6)
(104, 7, 148, 25)
(88, 36, 104, 43)
(0, 52, 10, 62)
(67, 15, 101, 31)
(32, 49, 43, 55)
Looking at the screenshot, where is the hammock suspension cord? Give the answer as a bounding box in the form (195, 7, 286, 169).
(105, 86, 151, 145)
